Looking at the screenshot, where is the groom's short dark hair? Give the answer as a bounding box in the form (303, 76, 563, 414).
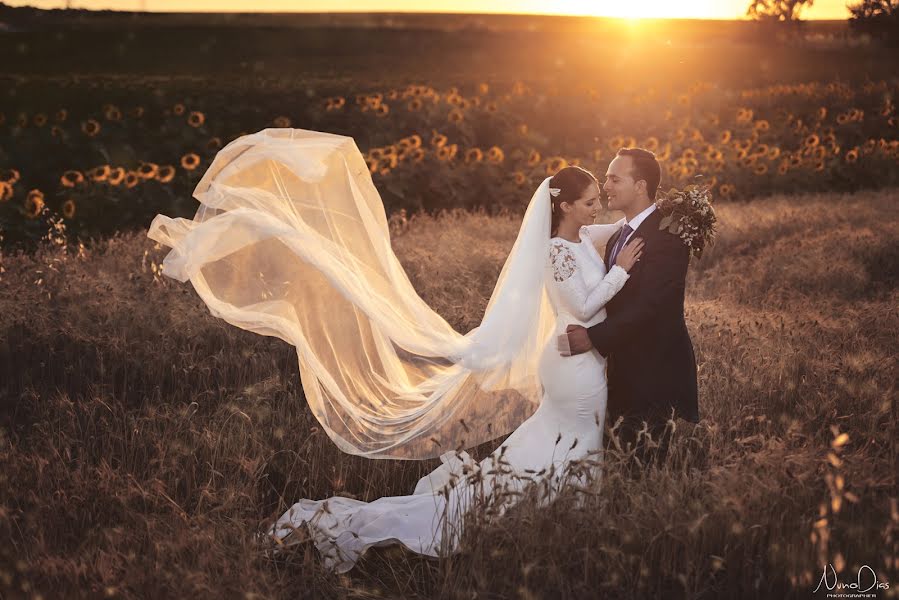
(617, 147, 661, 201)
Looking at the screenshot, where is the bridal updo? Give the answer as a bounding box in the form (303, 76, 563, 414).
(549, 166, 599, 237)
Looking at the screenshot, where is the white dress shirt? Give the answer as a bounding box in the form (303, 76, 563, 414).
(619, 203, 657, 247)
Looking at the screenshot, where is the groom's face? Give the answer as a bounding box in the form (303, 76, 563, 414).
(604, 156, 639, 212)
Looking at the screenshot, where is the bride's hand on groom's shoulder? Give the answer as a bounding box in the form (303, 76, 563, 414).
(558, 324, 592, 357)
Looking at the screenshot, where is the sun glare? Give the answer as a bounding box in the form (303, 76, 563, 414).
(552, 0, 727, 19)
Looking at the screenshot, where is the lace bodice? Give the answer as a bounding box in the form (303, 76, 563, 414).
(545, 221, 629, 328)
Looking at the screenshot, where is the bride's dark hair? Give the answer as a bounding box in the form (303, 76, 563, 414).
(549, 166, 598, 237)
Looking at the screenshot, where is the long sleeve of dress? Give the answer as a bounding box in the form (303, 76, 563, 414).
(548, 240, 630, 322)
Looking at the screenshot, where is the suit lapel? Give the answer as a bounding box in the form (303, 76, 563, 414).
(605, 207, 662, 272)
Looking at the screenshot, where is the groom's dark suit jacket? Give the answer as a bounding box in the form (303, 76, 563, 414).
(589, 208, 699, 425)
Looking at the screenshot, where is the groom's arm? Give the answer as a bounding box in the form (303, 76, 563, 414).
(587, 232, 689, 357)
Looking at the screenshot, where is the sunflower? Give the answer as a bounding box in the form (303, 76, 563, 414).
(156, 165, 176, 183)
(817, 107, 827, 120)
(754, 120, 770, 132)
(546, 156, 568, 175)
(366, 158, 379, 174)
(81, 119, 101, 137)
(682, 148, 696, 160)
(50, 125, 64, 138)
(436, 146, 452, 162)
(430, 132, 447, 148)
(485, 102, 498, 113)
(407, 98, 424, 112)
(138, 162, 159, 179)
(768, 146, 781, 160)
(477, 82, 489, 95)
(108, 167, 126, 186)
(754, 163, 768, 175)
(464, 148, 483, 164)
(0, 181, 12, 203)
(124, 171, 140, 188)
(188, 111, 206, 127)
(206, 137, 223, 151)
(836, 113, 849, 125)
(777, 161, 789, 175)
(375, 104, 389, 117)
(591, 149, 603, 162)
(16, 112, 28, 127)
(814, 161, 826, 172)
(88, 165, 111, 182)
(33, 113, 48, 127)
(410, 148, 425, 163)
(516, 123, 528, 136)
(607, 135, 625, 152)
(405, 134, 422, 149)
(448, 108, 464, 123)
(719, 130, 732, 144)
(173, 103, 186, 116)
(180, 153, 201, 171)
(527, 150, 541, 166)
(104, 105, 123, 121)
(486, 146, 504, 164)
(513, 171, 526, 186)
(60, 170, 85, 188)
(643, 137, 660, 152)
(130, 106, 145, 119)
(62, 198, 76, 219)
(803, 134, 820, 148)
(446, 144, 458, 160)
(657, 144, 672, 162)
(845, 148, 859, 163)
(719, 183, 735, 198)
(25, 189, 45, 218)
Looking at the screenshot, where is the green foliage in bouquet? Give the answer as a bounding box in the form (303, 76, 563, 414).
(655, 182, 718, 260)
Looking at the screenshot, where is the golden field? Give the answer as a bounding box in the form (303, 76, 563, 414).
(0, 188, 896, 599)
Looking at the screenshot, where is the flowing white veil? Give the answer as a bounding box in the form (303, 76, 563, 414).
(148, 128, 556, 459)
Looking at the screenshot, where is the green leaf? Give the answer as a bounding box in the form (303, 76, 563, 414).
(659, 215, 673, 230)
(668, 222, 679, 234)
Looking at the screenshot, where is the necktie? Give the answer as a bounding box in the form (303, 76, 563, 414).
(608, 224, 634, 267)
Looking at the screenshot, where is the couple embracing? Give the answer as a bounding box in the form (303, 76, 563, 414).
(148, 129, 700, 573)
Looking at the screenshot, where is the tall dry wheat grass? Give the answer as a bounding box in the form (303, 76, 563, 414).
(0, 189, 896, 599)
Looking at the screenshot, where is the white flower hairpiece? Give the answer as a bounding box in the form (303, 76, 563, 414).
(549, 187, 561, 197)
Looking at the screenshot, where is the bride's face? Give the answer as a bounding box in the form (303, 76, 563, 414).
(562, 182, 600, 227)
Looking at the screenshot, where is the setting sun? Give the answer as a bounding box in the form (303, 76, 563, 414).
(552, 0, 726, 19)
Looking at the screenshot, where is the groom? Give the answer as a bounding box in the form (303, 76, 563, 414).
(562, 148, 699, 467)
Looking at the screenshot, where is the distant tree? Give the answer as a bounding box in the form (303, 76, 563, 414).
(746, 0, 816, 21)
(848, 0, 899, 45)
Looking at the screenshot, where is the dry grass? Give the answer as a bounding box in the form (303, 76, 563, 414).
(0, 189, 897, 599)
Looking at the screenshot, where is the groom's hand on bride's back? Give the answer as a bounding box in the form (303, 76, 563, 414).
(559, 324, 592, 356)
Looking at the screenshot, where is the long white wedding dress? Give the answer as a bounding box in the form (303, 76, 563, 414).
(267, 224, 628, 572)
(145, 128, 628, 573)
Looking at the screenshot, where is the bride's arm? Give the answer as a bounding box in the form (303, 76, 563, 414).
(582, 217, 627, 249)
(549, 241, 629, 322)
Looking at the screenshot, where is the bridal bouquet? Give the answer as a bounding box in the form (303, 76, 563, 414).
(655, 183, 718, 260)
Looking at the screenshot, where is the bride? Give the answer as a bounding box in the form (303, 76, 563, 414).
(147, 128, 643, 573)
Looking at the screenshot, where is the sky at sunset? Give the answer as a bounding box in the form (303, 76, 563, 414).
(5, 0, 852, 18)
